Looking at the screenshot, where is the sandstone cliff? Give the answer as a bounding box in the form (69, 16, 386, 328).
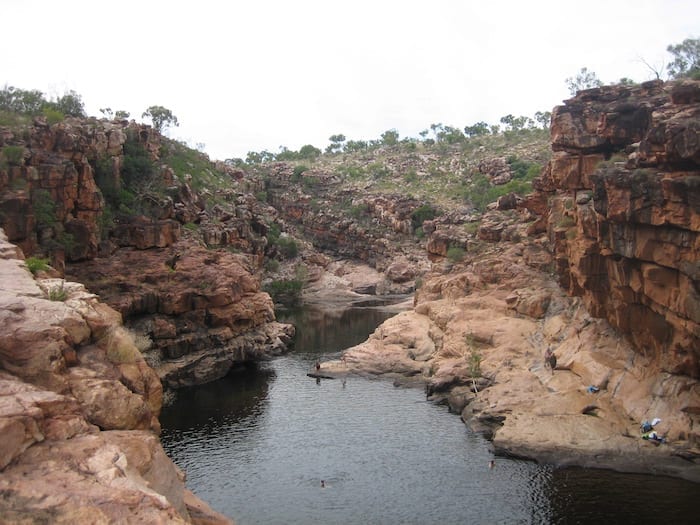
(0, 228, 230, 523)
(319, 80, 700, 481)
(0, 116, 294, 390)
(531, 79, 699, 377)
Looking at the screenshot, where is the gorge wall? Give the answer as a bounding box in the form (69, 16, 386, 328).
(0, 116, 294, 390)
(0, 228, 229, 523)
(530, 79, 700, 378)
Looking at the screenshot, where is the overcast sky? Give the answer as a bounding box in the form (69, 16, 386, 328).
(3, 0, 698, 160)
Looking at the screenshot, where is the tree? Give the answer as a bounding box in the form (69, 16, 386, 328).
(115, 110, 130, 119)
(499, 114, 530, 132)
(344, 139, 368, 153)
(666, 37, 700, 79)
(142, 105, 179, 133)
(326, 133, 346, 154)
(464, 121, 490, 137)
(565, 67, 603, 96)
(0, 85, 45, 114)
(534, 111, 552, 129)
(51, 90, 86, 117)
(298, 144, 321, 161)
(436, 125, 465, 144)
(380, 129, 399, 146)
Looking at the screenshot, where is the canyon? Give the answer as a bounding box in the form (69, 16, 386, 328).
(0, 78, 698, 520)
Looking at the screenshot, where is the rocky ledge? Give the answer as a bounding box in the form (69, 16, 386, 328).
(66, 237, 295, 391)
(0, 229, 230, 523)
(321, 238, 700, 482)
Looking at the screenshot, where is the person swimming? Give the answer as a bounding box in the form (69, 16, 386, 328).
(320, 480, 326, 488)
(489, 460, 495, 469)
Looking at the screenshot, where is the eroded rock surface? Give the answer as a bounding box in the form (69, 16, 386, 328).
(66, 239, 294, 390)
(321, 81, 700, 481)
(0, 229, 230, 523)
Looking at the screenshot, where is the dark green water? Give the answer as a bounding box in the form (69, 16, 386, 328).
(160, 305, 699, 524)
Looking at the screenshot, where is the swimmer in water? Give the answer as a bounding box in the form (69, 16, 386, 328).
(489, 460, 495, 469)
(321, 480, 326, 488)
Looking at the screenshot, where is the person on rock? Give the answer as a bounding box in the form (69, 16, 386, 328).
(544, 346, 557, 374)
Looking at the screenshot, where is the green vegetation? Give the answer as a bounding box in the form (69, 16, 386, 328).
(446, 246, 466, 263)
(411, 204, 438, 230)
(1, 145, 25, 166)
(25, 256, 50, 274)
(666, 37, 700, 79)
(565, 67, 603, 95)
(48, 281, 68, 302)
(32, 189, 57, 227)
(264, 279, 303, 306)
(141, 105, 179, 133)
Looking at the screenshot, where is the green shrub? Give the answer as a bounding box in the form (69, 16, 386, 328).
(291, 165, 308, 182)
(411, 204, 438, 230)
(556, 215, 576, 228)
(277, 236, 299, 259)
(32, 189, 57, 227)
(264, 258, 280, 272)
(464, 222, 480, 235)
(42, 107, 64, 124)
(264, 279, 303, 305)
(25, 256, 50, 274)
(446, 246, 466, 263)
(2, 145, 25, 166)
(48, 281, 68, 301)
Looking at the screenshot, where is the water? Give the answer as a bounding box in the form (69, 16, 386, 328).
(161, 305, 699, 524)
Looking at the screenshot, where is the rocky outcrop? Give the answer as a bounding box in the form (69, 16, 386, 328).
(0, 228, 230, 523)
(264, 163, 427, 273)
(531, 79, 700, 377)
(321, 239, 700, 482)
(66, 238, 295, 390)
(0, 117, 174, 260)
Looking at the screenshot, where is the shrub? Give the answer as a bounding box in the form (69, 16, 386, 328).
(277, 235, 299, 259)
(32, 189, 57, 227)
(291, 165, 309, 182)
(264, 258, 280, 272)
(2, 145, 25, 166)
(446, 246, 466, 263)
(48, 281, 68, 301)
(25, 256, 50, 274)
(42, 107, 64, 124)
(264, 279, 303, 306)
(103, 326, 142, 364)
(411, 204, 438, 230)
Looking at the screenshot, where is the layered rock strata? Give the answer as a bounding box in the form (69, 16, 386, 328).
(66, 239, 295, 390)
(531, 79, 700, 376)
(321, 80, 700, 481)
(0, 229, 230, 523)
(322, 237, 700, 481)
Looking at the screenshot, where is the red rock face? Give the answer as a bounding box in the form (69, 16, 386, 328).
(532, 80, 700, 377)
(0, 117, 169, 261)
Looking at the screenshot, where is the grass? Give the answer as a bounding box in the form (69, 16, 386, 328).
(48, 281, 68, 301)
(25, 256, 50, 274)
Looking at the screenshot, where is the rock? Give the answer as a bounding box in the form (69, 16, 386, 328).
(66, 241, 294, 389)
(528, 79, 700, 377)
(0, 229, 230, 522)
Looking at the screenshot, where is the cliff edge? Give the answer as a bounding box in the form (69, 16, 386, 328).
(0, 228, 230, 523)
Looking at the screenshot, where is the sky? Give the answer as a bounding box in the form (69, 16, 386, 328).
(2, 1, 698, 161)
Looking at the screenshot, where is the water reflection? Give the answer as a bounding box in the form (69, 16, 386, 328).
(160, 305, 699, 524)
(277, 304, 396, 357)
